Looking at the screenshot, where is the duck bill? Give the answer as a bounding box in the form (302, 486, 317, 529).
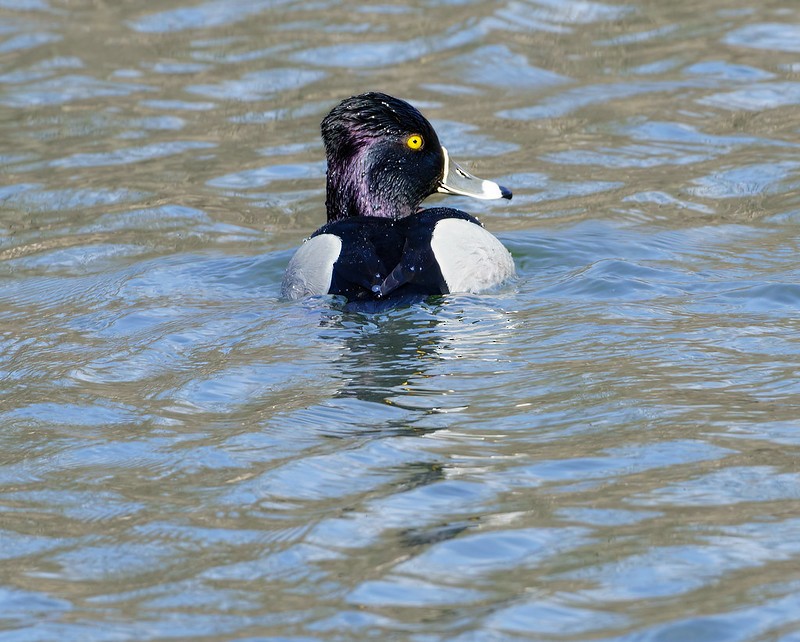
(437, 146, 512, 201)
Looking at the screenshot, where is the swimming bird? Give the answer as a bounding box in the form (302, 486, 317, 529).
(281, 92, 514, 301)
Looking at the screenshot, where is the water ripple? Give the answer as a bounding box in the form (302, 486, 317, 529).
(724, 23, 800, 52)
(1, 74, 152, 107)
(128, 0, 295, 33)
(186, 68, 326, 101)
(3, 1, 800, 640)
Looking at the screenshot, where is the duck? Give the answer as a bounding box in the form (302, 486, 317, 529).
(281, 92, 514, 301)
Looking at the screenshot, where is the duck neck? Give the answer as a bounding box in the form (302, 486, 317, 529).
(324, 152, 417, 222)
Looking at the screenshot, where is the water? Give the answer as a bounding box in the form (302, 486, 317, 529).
(1, 1, 800, 640)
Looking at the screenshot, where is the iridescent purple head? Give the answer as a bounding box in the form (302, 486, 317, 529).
(321, 92, 511, 222)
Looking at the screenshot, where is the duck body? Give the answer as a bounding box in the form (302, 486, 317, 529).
(282, 92, 514, 301)
(283, 208, 514, 301)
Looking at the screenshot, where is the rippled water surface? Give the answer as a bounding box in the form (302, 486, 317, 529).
(2, 1, 800, 640)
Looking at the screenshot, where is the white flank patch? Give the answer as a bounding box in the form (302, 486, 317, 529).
(281, 233, 342, 299)
(430, 219, 515, 293)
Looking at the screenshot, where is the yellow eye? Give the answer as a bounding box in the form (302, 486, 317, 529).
(406, 134, 424, 150)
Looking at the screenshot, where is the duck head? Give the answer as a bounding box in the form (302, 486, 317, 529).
(321, 92, 511, 222)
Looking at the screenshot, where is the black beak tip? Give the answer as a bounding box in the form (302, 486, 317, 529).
(500, 185, 513, 200)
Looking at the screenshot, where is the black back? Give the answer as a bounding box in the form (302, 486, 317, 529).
(312, 208, 481, 301)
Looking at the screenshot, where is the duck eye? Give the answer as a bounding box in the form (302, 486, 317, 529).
(406, 134, 424, 150)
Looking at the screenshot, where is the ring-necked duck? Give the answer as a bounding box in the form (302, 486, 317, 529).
(281, 92, 514, 301)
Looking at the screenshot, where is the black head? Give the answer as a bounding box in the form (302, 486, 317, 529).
(321, 92, 445, 221)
